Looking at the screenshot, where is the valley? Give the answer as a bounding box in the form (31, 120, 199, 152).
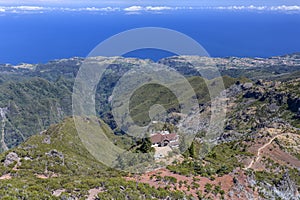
(0, 54, 299, 199)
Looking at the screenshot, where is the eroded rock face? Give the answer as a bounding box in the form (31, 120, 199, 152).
(268, 103, 279, 113)
(242, 83, 253, 90)
(275, 172, 299, 200)
(60, 195, 77, 200)
(43, 135, 51, 144)
(258, 172, 300, 200)
(4, 152, 20, 167)
(243, 89, 264, 99)
(46, 149, 64, 159)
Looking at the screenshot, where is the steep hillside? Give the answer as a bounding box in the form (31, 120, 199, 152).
(0, 55, 299, 199)
(0, 78, 296, 200)
(0, 117, 189, 199)
(0, 56, 247, 151)
(0, 77, 73, 151)
(0, 57, 151, 151)
(145, 78, 300, 199)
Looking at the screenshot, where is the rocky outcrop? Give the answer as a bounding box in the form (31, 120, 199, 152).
(42, 135, 51, 144)
(241, 82, 253, 90)
(226, 84, 243, 97)
(274, 172, 300, 200)
(242, 81, 300, 121)
(4, 152, 20, 167)
(268, 103, 279, 113)
(46, 149, 64, 160)
(259, 172, 300, 200)
(243, 88, 264, 99)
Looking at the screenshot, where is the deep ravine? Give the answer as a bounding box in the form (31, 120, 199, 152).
(0, 107, 8, 151)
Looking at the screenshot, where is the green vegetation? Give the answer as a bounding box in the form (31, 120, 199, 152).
(0, 54, 246, 153)
(128, 75, 247, 127)
(290, 168, 300, 187)
(97, 177, 186, 199)
(204, 141, 252, 175)
(254, 171, 284, 185)
(0, 117, 117, 177)
(168, 141, 253, 177)
(1, 56, 300, 199)
(0, 176, 189, 199)
(0, 117, 191, 199)
(136, 138, 154, 153)
(0, 77, 73, 151)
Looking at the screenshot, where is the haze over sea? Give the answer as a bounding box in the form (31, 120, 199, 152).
(0, 9, 300, 64)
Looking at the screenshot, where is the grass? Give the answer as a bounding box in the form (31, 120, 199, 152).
(127, 75, 248, 127)
(0, 77, 73, 151)
(167, 141, 253, 177)
(0, 116, 191, 199)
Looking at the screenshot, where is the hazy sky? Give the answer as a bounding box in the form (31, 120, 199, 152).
(0, 0, 299, 7)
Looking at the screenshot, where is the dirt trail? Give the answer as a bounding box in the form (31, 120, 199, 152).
(244, 133, 293, 170)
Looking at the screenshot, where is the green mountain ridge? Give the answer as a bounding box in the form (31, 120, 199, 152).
(0, 59, 247, 152)
(0, 55, 299, 199)
(0, 117, 188, 199)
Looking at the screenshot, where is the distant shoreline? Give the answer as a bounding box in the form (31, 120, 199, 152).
(1, 52, 300, 66)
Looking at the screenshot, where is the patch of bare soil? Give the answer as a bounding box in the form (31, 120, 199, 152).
(36, 174, 48, 179)
(36, 173, 59, 179)
(245, 132, 300, 171)
(126, 168, 234, 199)
(52, 189, 66, 197)
(264, 144, 300, 168)
(0, 173, 11, 180)
(87, 187, 104, 200)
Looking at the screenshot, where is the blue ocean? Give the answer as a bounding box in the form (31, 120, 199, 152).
(0, 10, 300, 64)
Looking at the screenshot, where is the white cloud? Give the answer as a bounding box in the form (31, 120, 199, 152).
(74, 6, 120, 12)
(214, 5, 300, 12)
(16, 6, 45, 10)
(0, 5, 300, 14)
(0, 5, 121, 13)
(0, 6, 48, 12)
(0, 6, 50, 13)
(99, 6, 120, 12)
(124, 6, 143, 12)
(145, 6, 172, 11)
(270, 5, 300, 11)
(124, 6, 174, 12)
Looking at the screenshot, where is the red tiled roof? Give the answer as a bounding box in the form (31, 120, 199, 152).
(163, 133, 177, 141)
(150, 133, 177, 144)
(150, 134, 163, 144)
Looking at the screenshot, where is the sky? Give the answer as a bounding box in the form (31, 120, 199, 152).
(1, 0, 300, 14)
(0, 0, 299, 7)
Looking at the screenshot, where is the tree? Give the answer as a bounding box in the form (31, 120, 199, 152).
(179, 135, 187, 153)
(204, 183, 213, 193)
(188, 142, 197, 158)
(137, 138, 154, 153)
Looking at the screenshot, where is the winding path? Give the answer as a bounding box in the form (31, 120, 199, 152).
(244, 133, 292, 170)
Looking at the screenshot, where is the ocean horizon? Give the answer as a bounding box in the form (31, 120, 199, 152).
(0, 9, 300, 64)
